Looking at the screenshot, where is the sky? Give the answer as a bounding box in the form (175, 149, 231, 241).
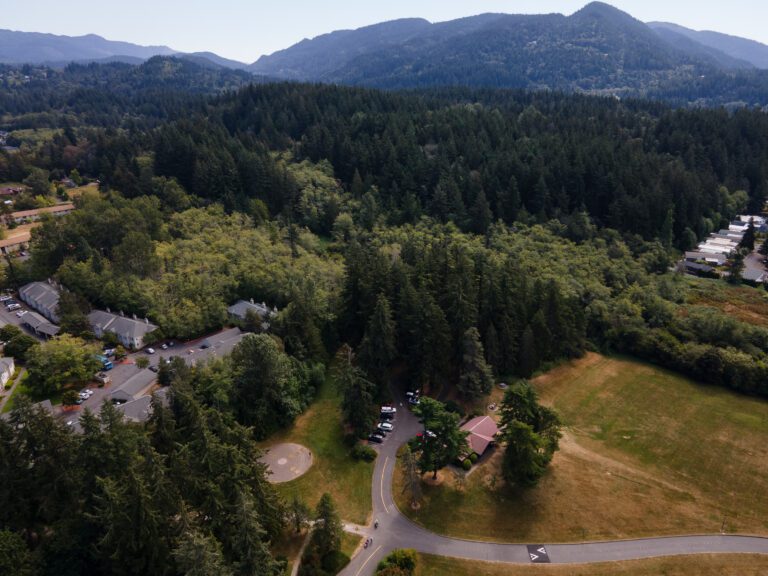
(2, 0, 768, 63)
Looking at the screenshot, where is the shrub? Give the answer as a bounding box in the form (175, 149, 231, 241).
(461, 458, 472, 471)
(469, 452, 479, 463)
(377, 549, 417, 574)
(351, 443, 377, 462)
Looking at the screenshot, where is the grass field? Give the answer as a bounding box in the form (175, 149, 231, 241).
(686, 276, 768, 327)
(416, 553, 768, 576)
(260, 377, 373, 525)
(394, 353, 768, 542)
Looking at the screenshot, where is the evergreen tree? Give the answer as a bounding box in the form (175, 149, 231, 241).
(498, 381, 561, 487)
(289, 495, 310, 534)
(313, 493, 342, 559)
(727, 250, 745, 285)
(458, 327, 494, 399)
(173, 530, 234, 576)
(741, 219, 756, 251)
(518, 325, 538, 378)
(358, 293, 396, 389)
(413, 398, 468, 479)
(335, 344, 377, 438)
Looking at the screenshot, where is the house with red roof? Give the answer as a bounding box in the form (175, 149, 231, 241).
(461, 415, 499, 457)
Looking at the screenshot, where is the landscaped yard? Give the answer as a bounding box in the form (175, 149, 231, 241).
(416, 553, 768, 575)
(260, 376, 373, 525)
(394, 353, 768, 542)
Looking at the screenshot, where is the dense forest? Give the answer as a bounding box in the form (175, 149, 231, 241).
(3, 60, 768, 574)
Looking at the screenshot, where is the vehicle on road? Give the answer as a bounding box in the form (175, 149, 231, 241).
(378, 421, 394, 432)
(146, 347, 156, 354)
(96, 354, 114, 371)
(149, 365, 159, 373)
(380, 405, 397, 414)
(380, 411, 395, 421)
(368, 433, 385, 444)
(161, 343, 168, 350)
(15, 310, 27, 317)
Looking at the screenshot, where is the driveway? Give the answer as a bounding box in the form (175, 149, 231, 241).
(339, 397, 768, 575)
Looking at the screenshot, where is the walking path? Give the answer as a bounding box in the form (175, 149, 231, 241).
(339, 398, 768, 576)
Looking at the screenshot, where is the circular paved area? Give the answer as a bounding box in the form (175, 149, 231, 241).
(260, 443, 313, 483)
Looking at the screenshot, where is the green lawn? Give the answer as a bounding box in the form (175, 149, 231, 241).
(261, 376, 374, 525)
(1, 371, 29, 414)
(416, 553, 768, 576)
(395, 353, 768, 542)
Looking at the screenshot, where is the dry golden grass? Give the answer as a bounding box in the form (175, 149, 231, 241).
(394, 354, 768, 542)
(416, 553, 768, 576)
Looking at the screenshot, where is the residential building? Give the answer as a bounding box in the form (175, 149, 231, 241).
(0, 357, 14, 387)
(109, 369, 157, 404)
(117, 387, 169, 423)
(88, 310, 158, 350)
(684, 252, 727, 266)
(8, 203, 74, 224)
(460, 415, 500, 457)
(21, 311, 60, 338)
(19, 281, 60, 323)
(227, 299, 277, 327)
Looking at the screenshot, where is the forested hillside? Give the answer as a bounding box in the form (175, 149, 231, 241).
(4, 63, 768, 574)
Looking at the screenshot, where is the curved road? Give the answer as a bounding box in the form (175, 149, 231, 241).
(339, 399, 768, 575)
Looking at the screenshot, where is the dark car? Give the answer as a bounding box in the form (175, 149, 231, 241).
(149, 365, 159, 373)
(368, 433, 385, 444)
(380, 411, 395, 421)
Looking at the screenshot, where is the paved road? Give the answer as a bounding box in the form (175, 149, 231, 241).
(339, 398, 768, 576)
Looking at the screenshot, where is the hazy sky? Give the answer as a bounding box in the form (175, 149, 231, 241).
(3, 1, 768, 63)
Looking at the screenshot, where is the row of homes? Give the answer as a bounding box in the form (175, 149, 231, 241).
(18, 281, 159, 349)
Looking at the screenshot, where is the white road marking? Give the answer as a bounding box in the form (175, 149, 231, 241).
(355, 545, 382, 576)
(380, 456, 390, 514)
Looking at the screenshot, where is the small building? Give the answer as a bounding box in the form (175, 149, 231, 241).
(461, 415, 500, 457)
(88, 310, 159, 350)
(21, 311, 60, 338)
(684, 251, 727, 266)
(743, 269, 767, 284)
(227, 299, 277, 327)
(684, 261, 717, 277)
(19, 281, 60, 323)
(0, 357, 14, 387)
(117, 387, 169, 423)
(8, 203, 75, 224)
(109, 369, 157, 404)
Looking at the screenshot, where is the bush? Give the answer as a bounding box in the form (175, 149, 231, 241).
(377, 549, 417, 575)
(469, 452, 478, 463)
(461, 458, 472, 471)
(351, 443, 377, 462)
(321, 550, 350, 573)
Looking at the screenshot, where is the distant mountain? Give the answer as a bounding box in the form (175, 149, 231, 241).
(0, 29, 176, 64)
(648, 22, 768, 69)
(180, 52, 250, 71)
(0, 29, 249, 71)
(250, 2, 765, 97)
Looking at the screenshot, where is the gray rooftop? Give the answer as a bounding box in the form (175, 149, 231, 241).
(109, 369, 157, 402)
(89, 310, 158, 340)
(22, 311, 60, 336)
(19, 281, 60, 320)
(227, 299, 275, 320)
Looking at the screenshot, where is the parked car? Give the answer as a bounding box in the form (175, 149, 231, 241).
(149, 365, 159, 373)
(7, 303, 20, 311)
(15, 310, 27, 317)
(378, 422, 394, 433)
(380, 411, 395, 421)
(146, 347, 156, 354)
(161, 343, 168, 350)
(0, 295, 12, 302)
(368, 433, 385, 444)
(380, 406, 397, 414)
(408, 396, 420, 406)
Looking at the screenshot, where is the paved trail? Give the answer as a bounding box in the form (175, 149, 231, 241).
(339, 399, 768, 576)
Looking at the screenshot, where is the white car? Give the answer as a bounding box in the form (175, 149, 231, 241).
(15, 310, 26, 317)
(146, 348, 156, 354)
(380, 406, 397, 414)
(378, 421, 394, 432)
(0, 295, 12, 302)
